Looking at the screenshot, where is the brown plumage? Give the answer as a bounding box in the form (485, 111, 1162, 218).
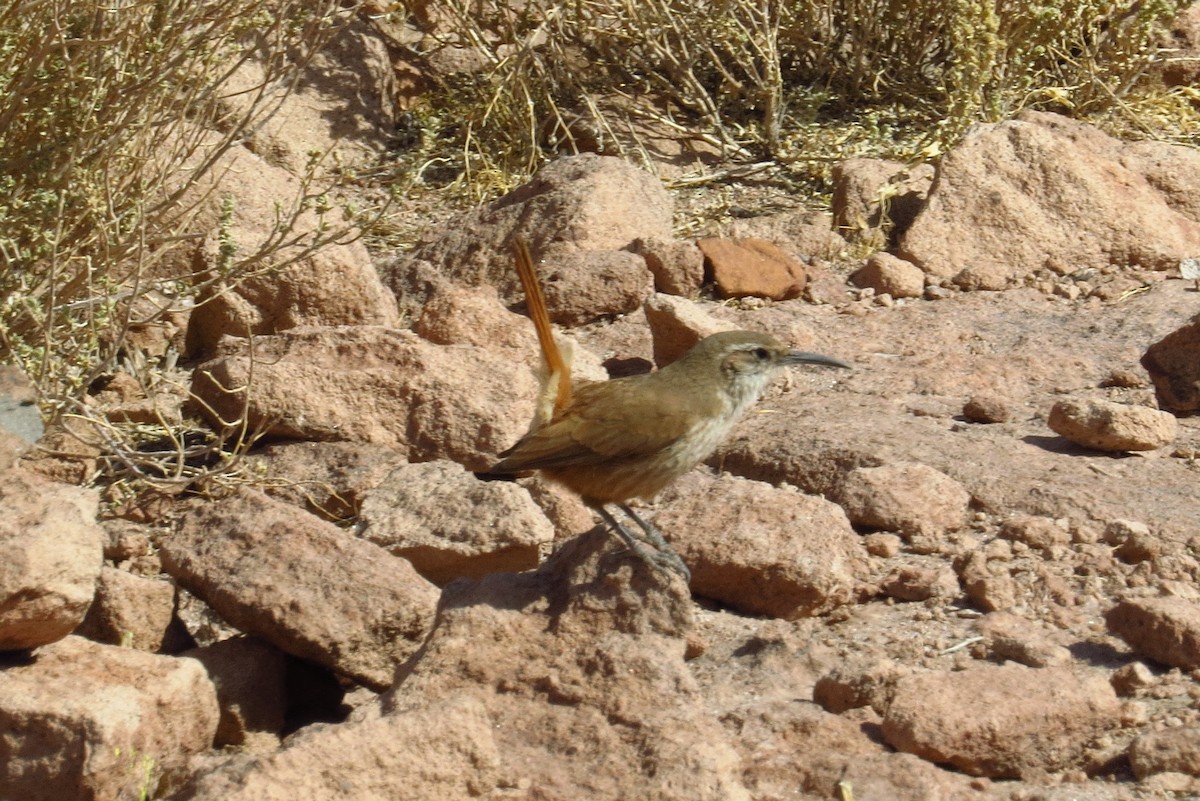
(490, 327, 850, 580)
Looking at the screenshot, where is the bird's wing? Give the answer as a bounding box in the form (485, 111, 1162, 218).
(491, 379, 715, 472)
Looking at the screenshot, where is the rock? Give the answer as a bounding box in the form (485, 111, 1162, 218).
(998, 514, 1071, 551)
(185, 636, 288, 747)
(0, 364, 42, 445)
(863, 532, 902, 557)
(631, 237, 706, 296)
(880, 564, 958, 602)
(850, 252, 925, 299)
(385, 527, 746, 800)
(813, 658, 911, 714)
(898, 111, 1200, 285)
(1123, 138, 1200, 223)
(715, 428, 881, 500)
(160, 489, 439, 690)
(245, 441, 406, 522)
(521, 475, 597, 541)
(74, 567, 181, 652)
(537, 249, 653, 325)
(951, 262, 1013, 291)
(0, 428, 28, 472)
(1110, 661, 1156, 696)
(881, 664, 1121, 778)
(837, 462, 971, 537)
(218, 14, 396, 176)
(1140, 772, 1200, 795)
(1106, 518, 1160, 563)
(357, 460, 555, 584)
(413, 283, 536, 351)
(169, 695, 501, 801)
(187, 228, 399, 358)
(394, 154, 673, 308)
(955, 551, 1018, 613)
(177, 527, 748, 800)
(101, 519, 154, 562)
(0, 635, 218, 801)
(832, 158, 935, 242)
(20, 416, 101, 485)
(976, 612, 1073, 668)
(962, 392, 1012, 423)
(1129, 725, 1200, 778)
(0, 468, 103, 650)
(1156, 2, 1200, 87)
(698, 237, 807, 300)
(1142, 313, 1200, 414)
(190, 326, 538, 471)
(724, 209, 847, 264)
(728, 697, 977, 801)
(181, 144, 399, 357)
(1105, 597, 1200, 670)
(1047, 398, 1177, 452)
(654, 472, 867, 618)
(642, 293, 736, 367)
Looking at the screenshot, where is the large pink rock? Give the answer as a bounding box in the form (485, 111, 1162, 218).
(654, 472, 866, 618)
(0, 468, 102, 650)
(175, 144, 399, 356)
(161, 489, 439, 690)
(1047, 397, 1177, 451)
(74, 566, 179, 652)
(698, 237, 807, 300)
(1106, 597, 1200, 670)
(899, 111, 1200, 288)
(882, 664, 1121, 778)
(0, 636, 218, 801)
(391, 154, 671, 320)
(190, 326, 538, 471)
(837, 462, 971, 537)
(1142, 312, 1200, 413)
(357, 460, 555, 584)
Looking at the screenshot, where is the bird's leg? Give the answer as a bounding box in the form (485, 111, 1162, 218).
(594, 503, 691, 582)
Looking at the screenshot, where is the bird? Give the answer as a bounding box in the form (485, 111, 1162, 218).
(489, 325, 850, 581)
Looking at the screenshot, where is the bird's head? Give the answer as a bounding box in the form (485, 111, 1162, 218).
(673, 330, 851, 407)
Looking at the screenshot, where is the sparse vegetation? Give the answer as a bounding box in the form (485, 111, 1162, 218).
(0, 0, 368, 492)
(394, 0, 1196, 190)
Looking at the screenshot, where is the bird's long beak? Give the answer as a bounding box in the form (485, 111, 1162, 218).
(783, 351, 852, 369)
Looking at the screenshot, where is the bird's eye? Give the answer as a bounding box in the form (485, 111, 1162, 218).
(752, 347, 770, 361)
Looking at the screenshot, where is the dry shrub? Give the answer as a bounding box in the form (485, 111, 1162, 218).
(404, 0, 1191, 184)
(0, 0, 364, 493)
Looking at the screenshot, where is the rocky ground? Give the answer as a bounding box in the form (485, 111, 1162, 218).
(4, 10, 1200, 801)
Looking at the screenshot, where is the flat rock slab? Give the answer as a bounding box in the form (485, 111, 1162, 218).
(74, 566, 179, 652)
(169, 695, 500, 801)
(161, 489, 439, 690)
(698, 237, 807, 300)
(1106, 597, 1200, 670)
(654, 472, 867, 618)
(1129, 724, 1200, 779)
(837, 461, 971, 537)
(0, 635, 218, 801)
(881, 664, 1121, 778)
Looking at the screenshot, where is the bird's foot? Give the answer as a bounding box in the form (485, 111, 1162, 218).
(596, 504, 691, 583)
